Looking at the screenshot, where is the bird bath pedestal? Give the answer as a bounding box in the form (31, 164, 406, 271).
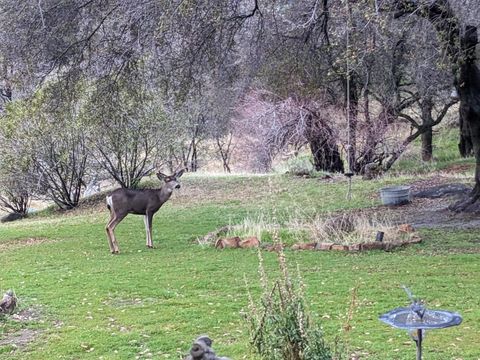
(379, 288, 462, 360)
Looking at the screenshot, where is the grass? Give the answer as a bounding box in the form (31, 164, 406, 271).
(392, 127, 476, 174)
(1, 125, 479, 359)
(0, 171, 479, 360)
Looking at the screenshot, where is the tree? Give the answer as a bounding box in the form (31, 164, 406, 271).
(394, 0, 480, 211)
(0, 157, 33, 217)
(1, 88, 88, 210)
(83, 73, 173, 189)
(215, 132, 234, 173)
(0, 0, 468, 181)
(241, 93, 344, 173)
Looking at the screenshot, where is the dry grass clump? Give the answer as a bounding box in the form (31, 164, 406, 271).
(199, 210, 415, 249)
(225, 214, 279, 241)
(288, 212, 409, 246)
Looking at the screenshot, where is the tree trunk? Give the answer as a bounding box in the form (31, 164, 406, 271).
(420, 98, 434, 162)
(421, 130, 433, 162)
(190, 140, 198, 172)
(345, 75, 359, 173)
(309, 137, 344, 173)
(216, 134, 233, 173)
(305, 113, 344, 173)
(356, 89, 381, 173)
(459, 90, 475, 157)
(450, 26, 480, 211)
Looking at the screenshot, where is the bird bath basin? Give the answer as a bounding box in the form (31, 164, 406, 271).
(379, 307, 462, 330)
(379, 287, 462, 360)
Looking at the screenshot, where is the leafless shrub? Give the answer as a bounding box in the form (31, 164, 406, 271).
(235, 91, 344, 173)
(0, 176, 30, 217)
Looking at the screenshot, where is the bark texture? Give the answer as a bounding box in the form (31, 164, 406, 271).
(396, 0, 480, 211)
(305, 113, 344, 173)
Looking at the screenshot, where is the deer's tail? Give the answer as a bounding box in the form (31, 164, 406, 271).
(106, 195, 113, 211)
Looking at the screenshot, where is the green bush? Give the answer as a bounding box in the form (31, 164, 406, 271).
(245, 250, 337, 360)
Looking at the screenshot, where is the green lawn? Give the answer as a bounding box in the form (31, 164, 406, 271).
(0, 174, 479, 359)
(392, 127, 475, 174)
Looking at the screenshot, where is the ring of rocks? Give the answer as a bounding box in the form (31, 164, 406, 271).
(201, 225, 422, 252)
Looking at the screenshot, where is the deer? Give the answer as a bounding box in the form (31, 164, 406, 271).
(105, 169, 185, 254)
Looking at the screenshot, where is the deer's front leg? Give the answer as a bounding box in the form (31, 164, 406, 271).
(144, 213, 154, 248)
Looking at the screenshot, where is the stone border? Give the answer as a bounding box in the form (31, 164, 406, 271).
(213, 235, 422, 252)
(310, 235, 422, 252)
(209, 224, 422, 252)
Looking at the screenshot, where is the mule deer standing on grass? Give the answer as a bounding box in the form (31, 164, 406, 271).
(105, 169, 185, 254)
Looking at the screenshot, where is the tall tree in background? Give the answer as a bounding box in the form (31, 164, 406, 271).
(83, 71, 173, 189)
(0, 0, 468, 185)
(395, 0, 480, 211)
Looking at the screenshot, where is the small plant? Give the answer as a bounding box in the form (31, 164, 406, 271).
(244, 248, 338, 360)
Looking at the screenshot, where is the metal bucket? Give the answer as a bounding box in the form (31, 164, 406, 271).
(380, 186, 411, 205)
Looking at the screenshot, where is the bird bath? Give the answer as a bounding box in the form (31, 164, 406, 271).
(379, 287, 462, 360)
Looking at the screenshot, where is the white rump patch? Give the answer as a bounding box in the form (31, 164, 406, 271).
(106, 195, 113, 209)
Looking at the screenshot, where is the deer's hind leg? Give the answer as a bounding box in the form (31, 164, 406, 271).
(106, 210, 127, 254)
(105, 215, 116, 253)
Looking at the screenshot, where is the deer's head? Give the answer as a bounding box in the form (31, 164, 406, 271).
(156, 168, 185, 192)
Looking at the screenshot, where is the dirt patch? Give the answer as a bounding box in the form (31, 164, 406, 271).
(442, 163, 475, 174)
(371, 178, 480, 229)
(385, 199, 480, 229)
(0, 329, 39, 349)
(0, 238, 54, 252)
(0, 308, 43, 352)
(11, 308, 42, 323)
(412, 183, 471, 199)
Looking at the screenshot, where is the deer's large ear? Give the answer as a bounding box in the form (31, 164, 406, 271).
(156, 172, 168, 181)
(175, 168, 186, 178)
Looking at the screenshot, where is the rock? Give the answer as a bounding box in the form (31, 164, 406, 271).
(291, 242, 316, 250)
(348, 244, 361, 252)
(398, 224, 415, 233)
(409, 235, 422, 244)
(200, 226, 233, 245)
(214, 237, 241, 249)
(316, 242, 334, 250)
(361, 242, 384, 251)
(383, 241, 402, 251)
(239, 237, 260, 248)
(0, 290, 17, 315)
(331, 244, 349, 251)
(184, 335, 231, 360)
(362, 163, 382, 180)
(262, 243, 284, 252)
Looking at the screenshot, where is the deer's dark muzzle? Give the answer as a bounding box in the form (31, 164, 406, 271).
(175, 184, 181, 189)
